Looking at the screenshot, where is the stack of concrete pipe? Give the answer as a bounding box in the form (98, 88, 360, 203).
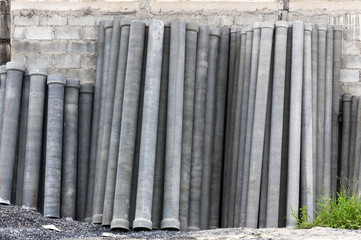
(0, 16, 344, 231)
(0, 62, 94, 220)
(84, 17, 343, 231)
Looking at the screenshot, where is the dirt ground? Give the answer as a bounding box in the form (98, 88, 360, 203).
(1, 204, 361, 239)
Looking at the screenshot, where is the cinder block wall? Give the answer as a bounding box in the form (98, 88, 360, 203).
(9, 0, 361, 94)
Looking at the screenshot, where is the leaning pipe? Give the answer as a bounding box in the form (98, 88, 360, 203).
(61, 79, 80, 219)
(341, 94, 352, 189)
(43, 74, 66, 218)
(111, 20, 146, 231)
(0, 61, 25, 204)
(161, 18, 186, 231)
(22, 66, 48, 210)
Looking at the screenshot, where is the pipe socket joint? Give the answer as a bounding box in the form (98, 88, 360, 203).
(80, 83, 95, 94)
(343, 93, 352, 102)
(275, 21, 289, 29)
(47, 74, 66, 85)
(66, 79, 80, 89)
(29, 67, 48, 77)
(186, 22, 199, 32)
(6, 61, 25, 72)
(0, 65, 6, 74)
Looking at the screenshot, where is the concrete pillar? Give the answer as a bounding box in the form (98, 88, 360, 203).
(91, 21, 113, 224)
(84, 20, 106, 223)
(240, 22, 261, 227)
(61, 79, 80, 219)
(245, 21, 274, 228)
(300, 23, 314, 220)
(200, 27, 220, 230)
(22, 66, 48, 210)
(151, 21, 170, 230)
(265, 21, 288, 228)
(76, 83, 94, 221)
(43, 74, 66, 218)
(316, 24, 327, 200)
(234, 26, 253, 227)
(332, 25, 342, 194)
(161, 18, 186, 231)
(15, 69, 30, 206)
(132, 20, 164, 230)
(0, 61, 25, 204)
(341, 94, 352, 189)
(188, 24, 209, 231)
(323, 25, 334, 197)
(221, 27, 237, 228)
(228, 28, 246, 227)
(286, 21, 304, 228)
(209, 26, 229, 230)
(102, 18, 131, 226)
(111, 20, 145, 231)
(311, 24, 318, 217)
(179, 22, 198, 231)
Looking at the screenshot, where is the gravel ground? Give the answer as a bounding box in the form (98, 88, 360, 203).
(1, 204, 361, 239)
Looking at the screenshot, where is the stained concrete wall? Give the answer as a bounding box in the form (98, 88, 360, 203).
(8, 0, 361, 93)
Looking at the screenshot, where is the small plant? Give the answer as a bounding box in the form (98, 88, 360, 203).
(292, 191, 361, 229)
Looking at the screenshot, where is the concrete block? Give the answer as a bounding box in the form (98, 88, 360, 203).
(25, 26, 52, 40)
(82, 27, 98, 40)
(340, 69, 360, 83)
(343, 41, 360, 56)
(40, 14, 67, 26)
(344, 26, 361, 41)
(48, 67, 67, 76)
(345, 84, 361, 95)
(39, 41, 67, 54)
(0, 15, 10, 39)
(26, 55, 53, 67)
(13, 27, 26, 39)
(12, 41, 38, 54)
(68, 41, 95, 54)
(81, 55, 96, 68)
(54, 55, 81, 69)
(68, 15, 95, 26)
(234, 14, 262, 26)
(345, 56, 361, 69)
(67, 69, 95, 83)
(14, 14, 39, 26)
(11, 54, 25, 63)
(54, 27, 81, 40)
(220, 16, 234, 26)
(207, 15, 221, 27)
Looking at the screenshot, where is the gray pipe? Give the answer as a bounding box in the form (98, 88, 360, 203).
(0, 65, 6, 147)
(316, 24, 327, 200)
(311, 24, 318, 216)
(179, 22, 198, 231)
(133, 20, 164, 230)
(43, 74, 66, 218)
(15, 69, 30, 206)
(111, 20, 145, 231)
(22, 66, 48, 210)
(279, 22, 293, 227)
(85, 20, 106, 223)
(332, 25, 342, 194)
(221, 27, 237, 228)
(92, 18, 119, 224)
(300, 23, 314, 220)
(151, 21, 170, 230)
(161, 18, 186, 231)
(188, 24, 209, 231)
(349, 96, 358, 183)
(354, 97, 361, 186)
(341, 94, 352, 189)
(61, 79, 80, 219)
(209, 26, 229, 230)
(245, 21, 274, 228)
(240, 22, 261, 227)
(76, 83, 94, 221)
(228, 28, 246, 227)
(0, 62, 25, 204)
(286, 21, 304, 228)
(200, 27, 220, 230)
(323, 25, 334, 197)
(102, 18, 131, 226)
(265, 21, 288, 228)
(234, 26, 252, 227)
